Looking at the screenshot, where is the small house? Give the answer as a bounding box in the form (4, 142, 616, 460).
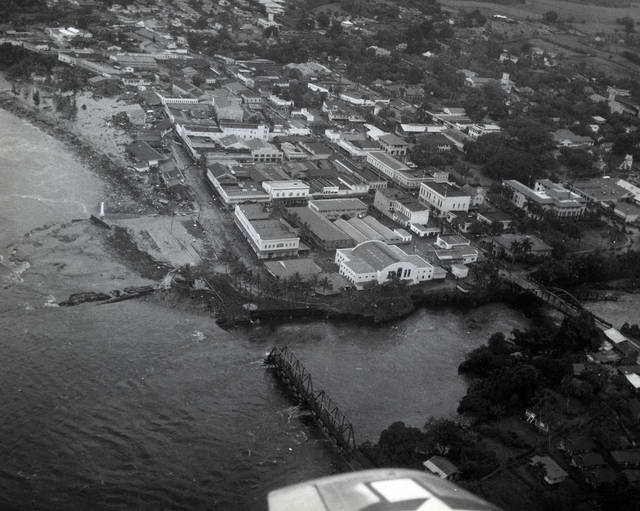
(530, 455, 568, 485)
(423, 456, 459, 480)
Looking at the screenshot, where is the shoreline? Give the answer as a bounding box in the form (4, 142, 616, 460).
(0, 79, 539, 332)
(0, 85, 531, 333)
(0, 90, 158, 216)
(156, 271, 523, 330)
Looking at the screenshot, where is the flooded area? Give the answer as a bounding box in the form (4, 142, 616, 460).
(0, 107, 533, 509)
(584, 293, 640, 329)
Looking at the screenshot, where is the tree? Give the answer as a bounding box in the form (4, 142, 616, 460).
(32, 89, 40, 106)
(296, 15, 315, 31)
(484, 146, 545, 183)
(375, 28, 400, 47)
(377, 421, 427, 466)
(264, 25, 278, 39)
(464, 83, 507, 122)
(509, 240, 522, 261)
(317, 11, 330, 29)
(553, 313, 603, 353)
(520, 237, 533, 256)
(543, 10, 558, 23)
(327, 20, 343, 39)
(192, 74, 205, 88)
(194, 15, 208, 29)
(618, 15, 635, 33)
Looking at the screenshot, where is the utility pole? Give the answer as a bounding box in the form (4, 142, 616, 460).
(170, 193, 175, 234)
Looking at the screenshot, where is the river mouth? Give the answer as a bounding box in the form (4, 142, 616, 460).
(0, 105, 535, 509)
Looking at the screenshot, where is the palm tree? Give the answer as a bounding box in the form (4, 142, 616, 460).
(509, 239, 522, 262)
(520, 237, 533, 257)
(320, 276, 331, 292)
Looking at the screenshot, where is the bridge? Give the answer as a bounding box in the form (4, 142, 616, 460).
(265, 346, 357, 452)
(499, 271, 612, 329)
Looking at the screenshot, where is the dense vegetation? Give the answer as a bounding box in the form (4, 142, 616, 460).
(361, 417, 499, 479)
(458, 314, 603, 420)
(0, 44, 57, 81)
(531, 250, 640, 290)
(464, 118, 555, 183)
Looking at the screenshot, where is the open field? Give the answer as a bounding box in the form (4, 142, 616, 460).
(440, 0, 640, 25)
(441, 0, 640, 79)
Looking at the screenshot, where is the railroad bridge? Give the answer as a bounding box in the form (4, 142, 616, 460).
(265, 346, 357, 452)
(500, 271, 612, 329)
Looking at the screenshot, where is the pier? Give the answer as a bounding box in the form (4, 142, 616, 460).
(265, 346, 357, 452)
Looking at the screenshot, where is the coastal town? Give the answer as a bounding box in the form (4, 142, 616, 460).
(2, 0, 640, 509)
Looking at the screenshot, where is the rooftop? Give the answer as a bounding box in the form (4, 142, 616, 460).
(237, 204, 296, 241)
(288, 207, 354, 243)
(570, 178, 632, 203)
(264, 180, 309, 190)
(378, 188, 428, 211)
(424, 456, 459, 476)
(530, 456, 568, 481)
(309, 198, 367, 212)
(126, 140, 164, 162)
(367, 151, 408, 172)
(301, 141, 333, 155)
(379, 133, 408, 146)
(341, 240, 431, 274)
(493, 234, 552, 252)
(422, 182, 470, 198)
(264, 258, 321, 280)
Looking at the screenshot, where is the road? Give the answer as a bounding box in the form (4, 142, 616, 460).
(169, 140, 258, 269)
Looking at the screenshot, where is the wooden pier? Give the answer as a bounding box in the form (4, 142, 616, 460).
(265, 346, 357, 452)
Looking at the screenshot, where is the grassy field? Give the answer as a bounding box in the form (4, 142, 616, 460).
(440, 0, 640, 79)
(439, 0, 640, 25)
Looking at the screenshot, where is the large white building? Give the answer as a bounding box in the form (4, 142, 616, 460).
(503, 179, 586, 218)
(373, 188, 430, 227)
(419, 182, 471, 216)
(366, 151, 432, 189)
(246, 139, 283, 163)
(378, 134, 408, 158)
(335, 240, 435, 289)
(219, 121, 270, 141)
(234, 204, 299, 259)
(262, 181, 310, 201)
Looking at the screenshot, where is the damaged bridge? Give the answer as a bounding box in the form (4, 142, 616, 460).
(265, 345, 357, 453)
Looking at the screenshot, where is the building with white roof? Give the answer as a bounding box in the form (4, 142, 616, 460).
(281, 142, 308, 161)
(234, 204, 299, 259)
(419, 182, 471, 216)
(308, 198, 368, 220)
(335, 240, 435, 289)
(367, 152, 433, 189)
(530, 456, 568, 485)
(617, 179, 640, 205)
(503, 179, 586, 218)
(246, 139, 283, 163)
(220, 121, 270, 141)
(262, 181, 309, 201)
(423, 456, 460, 480)
(374, 188, 430, 227)
(378, 134, 408, 158)
(333, 216, 409, 245)
(467, 123, 502, 140)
